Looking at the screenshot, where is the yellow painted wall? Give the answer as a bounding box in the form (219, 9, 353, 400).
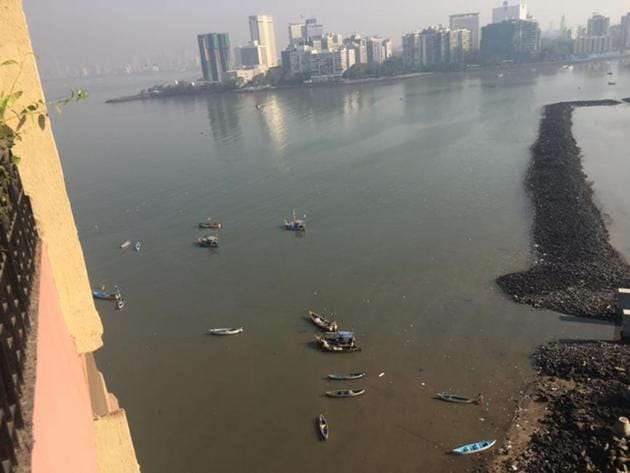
(0, 0, 103, 354)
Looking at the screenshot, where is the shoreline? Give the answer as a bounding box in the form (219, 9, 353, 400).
(104, 55, 630, 104)
(496, 99, 630, 320)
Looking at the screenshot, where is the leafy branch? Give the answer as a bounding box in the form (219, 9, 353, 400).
(0, 57, 87, 163)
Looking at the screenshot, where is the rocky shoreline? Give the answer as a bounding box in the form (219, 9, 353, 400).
(488, 341, 630, 473)
(496, 99, 630, 320)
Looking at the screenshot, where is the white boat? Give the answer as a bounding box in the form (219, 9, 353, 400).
(208, 327, 243, 335)
(318, 414, 329, 440)
(325, 389, 366, 398)
(198, 235, 219, 248)
(134, 241, 141, 251)
(120, 240, 131, 249)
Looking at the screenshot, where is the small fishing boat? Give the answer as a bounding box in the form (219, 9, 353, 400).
(327, 372, 366, 380)
(198, 218, 223, 229)
(325, 389, 365, 398)
(437, 393, 483, 405)
(134, 241, 141, 252)
(451, 439, 496, 455)
(284, 210, 306, 231)
(198, 235, 219, 248)
(208, 327, 243, 335)
(120, 240, 131, 249)
(317, 337, 361, 353)
(116, 298, 125, 310)
(92, 290, 116, 301)
(608, 82, 617, 85)
(318, 414, 328, 440)
(308, 310, 338, 332)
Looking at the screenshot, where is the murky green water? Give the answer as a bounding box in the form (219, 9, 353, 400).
(44, 61, 628, 473)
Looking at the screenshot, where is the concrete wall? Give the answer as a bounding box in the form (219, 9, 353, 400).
(1, 1, 141, 471)
(0, 0, 103, 354)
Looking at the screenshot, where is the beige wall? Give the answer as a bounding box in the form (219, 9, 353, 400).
(0, 0, 103, 354)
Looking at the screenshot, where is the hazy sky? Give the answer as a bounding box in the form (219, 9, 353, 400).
(23, 0, 630, 71)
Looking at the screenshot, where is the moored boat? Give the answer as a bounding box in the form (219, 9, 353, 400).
(120, 240, 131, 249)
(327, 372, 366, 380)
(284, 210, 306, 231)
(437, 393, 483, 405)
(92, 290, 116, 301)
(318, 414, 329, 440)
(325, 389, 366, 398)
(451, 439, 496, 455)
(208, 327, 243, 335)
(316, 337, 361, 353)
(198, 218, 222, 229)
(198, 235, 219, 248)
(134, 241, 141, 251)
(308, 310, 338, 332)
(116, 298, 125, 310)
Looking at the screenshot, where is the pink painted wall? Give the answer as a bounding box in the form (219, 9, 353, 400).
(31, 246, 99, 473)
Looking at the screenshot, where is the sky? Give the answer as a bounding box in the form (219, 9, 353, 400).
(23, 0, 630, 73)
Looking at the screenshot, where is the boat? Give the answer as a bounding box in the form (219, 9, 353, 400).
(318, 414, 329, 440)
(316, 337, 361, 353)
(327, 372, 366, 380)
(437, 393, 483, 405)
(134, 241, 141, 251)
(120, 240, 131, 249)
(198, 235, 219, 248)
(608, 82, 617, 85)
(198, 218, 223, 229)
(116, 298, 125, 310)
(284, 210, 306, 231)
(308, 310, 338, 332)
(208, 327, 243, 335)
(321, 331, 356, 346)
(451, 439, 496, 455)
(325, 389, 366, 398)
(92, 289, 116, 301)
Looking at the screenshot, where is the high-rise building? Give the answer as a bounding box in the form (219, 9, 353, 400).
(587, 14, 610, 36)
(449, 29, 472, 63)
(402, 32, 422, 69)
(449, 13, 480, 49)
(238, 41, 268, 68)
(288, 22, 307, 45)
(492, 2, 528, 24)
(323, 33, 344, 50)
(197, 33, 231, 82)
(366, 36, 391, 64)
(420, 27, 450, 68)
(574, 35, 612, 54)
(622, 13, 630, 49)
(481, 19, 541, 62)
(344, 35, 368, 64)
(249, 15, 278, 67)
(305, 18, 324, 41)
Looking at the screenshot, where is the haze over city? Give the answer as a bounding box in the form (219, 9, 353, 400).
(24, 0, 630, 74)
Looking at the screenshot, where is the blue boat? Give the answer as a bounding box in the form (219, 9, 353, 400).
(92, 290, 116, 301)
(451, 439, 496, 455)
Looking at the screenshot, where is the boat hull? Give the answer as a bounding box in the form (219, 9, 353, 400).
(325, 389, 365, 398)
(327, 372, 366, 380)
(452, 439, 496, 455)
(208, 327, 243, 335)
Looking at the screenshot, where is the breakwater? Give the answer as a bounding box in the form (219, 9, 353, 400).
(497, 99, 630, 319)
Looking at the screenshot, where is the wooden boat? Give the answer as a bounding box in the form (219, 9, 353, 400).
(451, 439, 496, 455)
(134, 241, 141, 252)
(327, 372, 366, 380)
(120, 240, 131, 249)
(317, 337, 361, 353)
(208, 327, 243, 336)
(308, 310, 338, 332)
(284, 210, 306, 231)
(437, 393, 483, 405)
(116, 298, 125, 310)
(318, 414, 329, 441)
(198, 218, 222, 229)
(325, 389, 365, 398)
(198, 235, 219, 248)
(92, 290, 116, 301)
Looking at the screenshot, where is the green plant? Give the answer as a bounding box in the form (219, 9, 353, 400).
(0, 57, 87, 163)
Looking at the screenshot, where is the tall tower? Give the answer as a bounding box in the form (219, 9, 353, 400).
(197, 33, 231, 82)
(248, 15, 278, 67)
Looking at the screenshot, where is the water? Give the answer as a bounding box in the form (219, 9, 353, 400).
(43, 63, 628, 473)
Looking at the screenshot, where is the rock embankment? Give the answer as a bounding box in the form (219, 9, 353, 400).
(490, 341, 630, 473)
(497, 99, 630, 319)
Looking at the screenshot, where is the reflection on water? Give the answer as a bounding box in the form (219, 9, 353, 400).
(43, 62, 629, 473)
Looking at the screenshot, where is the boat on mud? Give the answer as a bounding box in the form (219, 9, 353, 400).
(436, 393, 483, 405)
(451, 439, 496, 455)
(325, 389, 366, 398)
(327, 372, 366, 380)
(308, 310, 338, 332)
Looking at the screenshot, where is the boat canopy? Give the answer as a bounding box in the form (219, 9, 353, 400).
(325, 331, 354, 343)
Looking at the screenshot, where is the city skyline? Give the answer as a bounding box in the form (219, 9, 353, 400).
(24, 0, 630, 77)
